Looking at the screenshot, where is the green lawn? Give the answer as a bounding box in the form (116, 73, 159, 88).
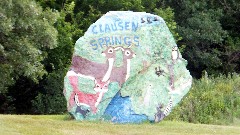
(0, 115, 240, 135)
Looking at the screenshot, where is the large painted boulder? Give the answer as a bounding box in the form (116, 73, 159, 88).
(63, 11, 192, 123)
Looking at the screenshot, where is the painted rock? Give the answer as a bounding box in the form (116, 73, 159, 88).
(63, 11, 192, 123)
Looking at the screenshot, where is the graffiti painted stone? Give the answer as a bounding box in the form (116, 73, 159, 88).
(63, 11, 192, 123)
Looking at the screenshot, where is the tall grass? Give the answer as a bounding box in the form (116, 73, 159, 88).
(167, 73, 240, 125)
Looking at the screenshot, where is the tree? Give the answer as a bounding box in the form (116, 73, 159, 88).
(0, 0, 58, 112)
(31, 2, 75, 114)
(158, 0, 240, 77)
(215, 0, 240, 75)
(159, 1, 228, 77)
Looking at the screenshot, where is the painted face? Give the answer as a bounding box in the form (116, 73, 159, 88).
(172, 46, 178, 51)
(102, 47, 116, 58)
(123, 48, 136, 59)
(94, 79, 110, 92)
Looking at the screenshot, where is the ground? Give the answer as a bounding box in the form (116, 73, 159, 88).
(0, 115, 240, 135)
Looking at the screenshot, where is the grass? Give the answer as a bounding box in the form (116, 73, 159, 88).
(0, 115, 240, 135)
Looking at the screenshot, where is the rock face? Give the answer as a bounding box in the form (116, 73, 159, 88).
(63, 11, 192, 123)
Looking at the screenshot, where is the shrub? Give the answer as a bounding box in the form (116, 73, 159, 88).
(31, 69, 67, 114)
(167, 73, 240, 125)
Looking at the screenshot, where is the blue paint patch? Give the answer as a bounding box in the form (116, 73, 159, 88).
(104, 92, 148, 123)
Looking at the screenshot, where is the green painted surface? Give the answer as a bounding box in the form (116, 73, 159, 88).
(63, 11, 192, 123)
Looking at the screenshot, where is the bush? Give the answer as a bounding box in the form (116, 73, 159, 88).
(32, 93, 66, 114)
(31, 69, 67, 114)
(167, 73, 240, 125)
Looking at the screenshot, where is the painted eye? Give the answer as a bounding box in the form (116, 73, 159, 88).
(104, 85, 108, 88)
(108, 48, 113, 53)
(125, 50, 131, 56)
(96, 85, 100, 88)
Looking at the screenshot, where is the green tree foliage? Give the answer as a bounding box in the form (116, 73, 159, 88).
(36, 0, 65, 10)
(215, 0, 240, 75)
(159, 0, 240, 78)
(30, 1, 76, 114)
(221, 37, 240, 75)
(0, 0, 58, 93)
(0, 0, 59, 113)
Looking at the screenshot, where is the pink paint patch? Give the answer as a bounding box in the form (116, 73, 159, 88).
(68, 76, 100, 113)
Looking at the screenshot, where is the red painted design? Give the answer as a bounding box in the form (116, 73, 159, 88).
(68, 76, 108, 114)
